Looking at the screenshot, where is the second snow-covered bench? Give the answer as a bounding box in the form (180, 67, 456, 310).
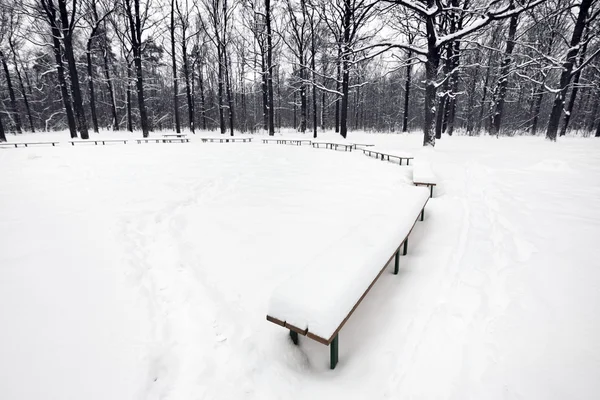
(412, 158, 437, 198)
(266, 186, 430, 369)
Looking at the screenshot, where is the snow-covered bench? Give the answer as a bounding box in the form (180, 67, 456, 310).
(69, 139, 128, 146)
(199, 136, 252, 143)
(262, 138, 312, 145)
(412, 158, 437, 198)
(266, 186, 430, 369)
(0, 141, 59, 148)
(312, 141, 354, 152)
(363, 147, 414, 166)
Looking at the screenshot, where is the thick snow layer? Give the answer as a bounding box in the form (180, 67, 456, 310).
(1, 130, 600, 399)
(413, 148, 437, 184)
(268, 185, 428, 341)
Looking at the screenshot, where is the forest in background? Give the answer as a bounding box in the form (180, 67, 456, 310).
(0, 0, 598, 146)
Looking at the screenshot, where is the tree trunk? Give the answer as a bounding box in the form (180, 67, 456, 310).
(198, 61, 207, 130)
(102, 47, 119, 130)
(265, 0, 275, 135)
(0, 113, 5, 142)
(125, 0, 150, 137)
(224, 46, 235, 136)
(260, 51, 268, 131)
(126, 62, 133, 132)
(335, 43, 341, 133)
(402, 49, 412, 133)
(57, 0, 89, 139)
(559, 38, 588, 136)
(546, 0, 592, 141)
(423, 7, 440, 147)
(490, 12, 518, 136)
(86, 40, 99, 133)
(0, 51, 22, 134)
(309, 4, 317, 139)
(9, 42, 34, 132)
(43, 1, 77, 138)
(171, 0, 181, 133)
(339, 0, 351, 139)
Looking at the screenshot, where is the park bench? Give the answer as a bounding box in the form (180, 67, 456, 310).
(351, 143, 375, 150)
(261, 138, 312, 146)
(69, 139, 128, 146)
(412, 158, 437, 198)
(266, 186, 430, 369)
(0, 141, 59, 148)
(199, 136, 252, 143)
(312, 141, 354, 152)
(163, 133, 187, 138)
(363, 148, 414, 165)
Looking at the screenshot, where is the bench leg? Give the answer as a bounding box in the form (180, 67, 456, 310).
(430, 186, 434, 198)
(330, 334, 339, 370)
(289, 330, 299, 345)
(407, 159, 410, 165)
(394, 250, 400, 275)
(420, 208, 425, 221)
(403, 239, 408, 256)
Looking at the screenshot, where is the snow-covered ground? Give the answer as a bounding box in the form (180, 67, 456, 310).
(1, 130, 599, 399)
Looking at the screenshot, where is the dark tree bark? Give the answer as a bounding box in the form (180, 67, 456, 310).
(0, 50, 22, 134)
(335, 43, 341, 133)
(308, 0, 318, 138)
(40, 0, 77, 138)
(124, 0, 150, 137)
(126, 61, 133, 132)
(0, 113, 5, 142)
(546, 0, 592, 141)
(402, 49, 412, 132)
(265, 0, 275, 135)
(423, 3, 440, 146)
(182, 36, 194, 133)
(102, 45, 118, 130)
(490, 12, 518, 136)
(197, 61, 207, 130)
(171, 0, 181, 133)
(339, 0, 351, 139)
(86, 38, 99, 133)
(559, 37, 588, 136)
(224, 45, 235, 136)
(8, 38, 34, 132)
(57, 0, 89, 139)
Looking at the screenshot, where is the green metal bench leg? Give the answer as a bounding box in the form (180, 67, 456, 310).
(290, 330, 299, 345)
(330, 334, 339, 369)
(420, 209, 425, 221)
(394, 250, 400, 274)
(430, 186, 433, 198)
(403, 239, 408, 256)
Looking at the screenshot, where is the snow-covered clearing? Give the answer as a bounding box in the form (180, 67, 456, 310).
(1, 131, 599, 399)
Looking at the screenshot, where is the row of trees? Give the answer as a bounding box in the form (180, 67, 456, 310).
(0, 0, 598, 145)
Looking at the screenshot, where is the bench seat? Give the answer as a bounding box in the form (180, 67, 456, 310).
(267, 185, 429, 368)
(69, 139, 128, 145)
(412, 158, 437, 198)
(363, 147, 414, 165)
(0, 141, 59, 148)
(199, 136, 252, 143)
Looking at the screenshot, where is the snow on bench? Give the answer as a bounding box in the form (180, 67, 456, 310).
(363, 147, 414, 165)
(267, 186, 430, 369)
(136, 137, 190, 143)
(0, 141, 59, 148)
(198, 136, 252, 143)
(69, 139, 128, 146)
(311, 140, 354, 152)
(261, 138, 312, 146)
(412, 153, 437, 198)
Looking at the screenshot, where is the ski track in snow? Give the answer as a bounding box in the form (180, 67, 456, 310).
(1, 131, 600, 399)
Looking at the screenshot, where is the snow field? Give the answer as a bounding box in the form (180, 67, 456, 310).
(1, 131, 599, 399)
